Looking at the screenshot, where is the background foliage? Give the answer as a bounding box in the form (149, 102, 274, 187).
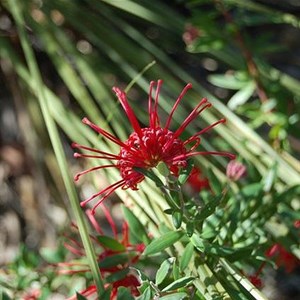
(0, 0, 299, 299)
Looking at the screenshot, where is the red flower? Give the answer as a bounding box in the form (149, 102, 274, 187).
(187, 166, 210, 192)
(73, 80, 235, 214)
(266, 243, 300, 273)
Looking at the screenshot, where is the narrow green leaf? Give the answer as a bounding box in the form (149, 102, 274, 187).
(206, 169, 222, 195)
(117, 287, 135, 300)
(241, 183, 263, 197)
(155, 258, 174, 285)
(144, 231, 184, 256)
(138, 286, 152, 300)
(99, 253, 130, 269)
(205, 244, 236, 257)
(178, 160, 194, 185)
(159, 292, 188, 300)
(262, 163, 278, 192)
(97, 236, 126, 252)
(157, 162, 170, 177)
(200, 228, 217, 240)
(0, 291, 12, 300)
(101, 0, 183, 31)
(122, 206, 150, 245)
(185, 221, 195, 237)
(134, 167, 164, 187)
(190, 235, 206, 252)
(162, 276, 195, 292)
(106, 268, 129, 283)
(164, 208, 173, 215)
(172, 262, 180, 281)
(172, 211, 182, 229)
(227, 81, 256, 110)
(100, 288, 112, 300)
(208, 73, 249, 90)
(226, 247, 254, 262)
(179, 242, 194, 272)
(220, 258, 269, 300)
(195, 196, 221, 222)
(191, 235, 242, 257)
(191, 238, 254, 259)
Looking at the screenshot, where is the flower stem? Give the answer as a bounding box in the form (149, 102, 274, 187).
(8, 0, 104, 296)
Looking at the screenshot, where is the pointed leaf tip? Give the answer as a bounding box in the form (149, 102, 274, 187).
(144, 231, 184, 256)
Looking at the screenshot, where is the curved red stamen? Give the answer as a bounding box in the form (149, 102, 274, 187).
(121, 221, 130, 247)
(165, 83, 193, 130)
(86, 209, 104, 235)
(80, 179, 125, 214)
(151, 79, 163, 128)
(72, 142, 121, 159)
(82, 117, 126, 148)
(172, 151, 236, 161)
(184, 137, 201, 151)
(90, 181, 124, 215)
(64, 243, 85, 256)
(74, 153, 120, 160)
(102, 204, 118, 239)
(183, 119, 226, 146)
(162, 99, 210, 153)
(193, 118, 226, 137)
(82, 118, 145, 158)
(112, 87, 142, 137)
(174, 100, 211, 138)
(148, 81, 156, 126)
(74, 164, 118, 182)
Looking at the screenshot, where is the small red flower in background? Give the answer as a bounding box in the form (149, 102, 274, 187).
(183, 24, 201, 45)
(243, 242, 300, 290)
(294, 220, 300, 229)
(58, 204, 145, 300)
(22, 288, 41, 300)
(226, 160, 246, 181)
(265, 243, 300, 273)
(248, 275, 263, 289)
(73, 80, 235, 214)
(187, 167, 210, 192)
(241, 268, 264, 289)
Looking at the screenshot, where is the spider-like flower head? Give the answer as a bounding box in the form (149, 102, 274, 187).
(73, 80, 235, 214)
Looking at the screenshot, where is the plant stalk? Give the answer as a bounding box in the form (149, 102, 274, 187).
(8, 0, 105, 296)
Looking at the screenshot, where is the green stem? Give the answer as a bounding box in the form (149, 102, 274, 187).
(9, 0, 104, 296)
(160, 178, 230, 297)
